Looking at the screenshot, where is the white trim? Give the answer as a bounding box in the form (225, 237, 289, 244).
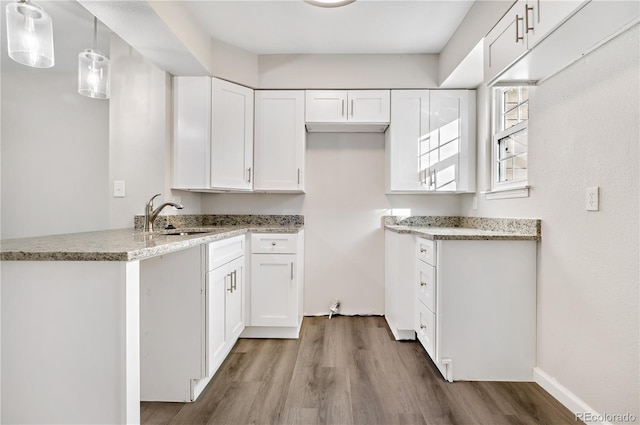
(484, 186, 530, 200)
(533, 367, 612, 425)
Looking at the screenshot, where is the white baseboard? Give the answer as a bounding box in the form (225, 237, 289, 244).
(533, 367, 613, 425)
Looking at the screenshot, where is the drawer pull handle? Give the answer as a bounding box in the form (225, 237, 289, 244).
(420, 248, 427, 253)
(525, 4, 534, 33)
(271, 242, 276, 246)
(420, 281, 427, 287)
(515, 14, 524, 42)
(420, 324, 426, 330)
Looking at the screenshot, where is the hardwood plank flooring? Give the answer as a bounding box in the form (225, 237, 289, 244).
(141, 316, 580, 425)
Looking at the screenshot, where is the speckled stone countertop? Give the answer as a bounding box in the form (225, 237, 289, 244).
(1, 215, 304, 262)
(383, 216, 540, 241)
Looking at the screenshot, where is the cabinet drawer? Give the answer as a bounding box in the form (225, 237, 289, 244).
(416, 300, 436, 360)
(208, 235, 245, 271)
(416, 238, 436, 265)
(417, 260, 436, 313)
(251, 233, 297, 254)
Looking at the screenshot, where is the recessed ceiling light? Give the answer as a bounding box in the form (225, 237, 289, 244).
(305, 0, 356, 8)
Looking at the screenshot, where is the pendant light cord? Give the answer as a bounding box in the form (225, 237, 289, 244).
(93, 17, 97, 51)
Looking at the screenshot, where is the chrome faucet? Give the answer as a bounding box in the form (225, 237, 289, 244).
(144, 193, 184, 233)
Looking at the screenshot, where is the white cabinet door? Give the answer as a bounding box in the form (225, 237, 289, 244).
(172, 77, 211, 190)
(226, 256, 245, 342)
(348, 90, 391, 123)
(305, 90, 347, 122)
(211, 78, 254, 191)
(386, 90, 429, 192)
(428, 90, 466, 192)
(250, 254, 297, 327)
(525, 0, 587, 48)
(254, 91, 305, 192)
(206, 263, 229, 377)
(484, 0, 529, 83)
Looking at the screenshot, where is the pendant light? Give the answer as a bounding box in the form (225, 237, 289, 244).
(78, 17, 110, 100)
(5, 0, 54, 68)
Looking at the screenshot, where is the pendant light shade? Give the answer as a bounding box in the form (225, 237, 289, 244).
(5, 1, 54, 68)
(78, 17, 110, 100)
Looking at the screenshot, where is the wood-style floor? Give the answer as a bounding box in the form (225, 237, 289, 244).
(141, 316, 579, 425)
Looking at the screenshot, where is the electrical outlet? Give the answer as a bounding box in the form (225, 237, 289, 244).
(586, 186, 599, 211)
(113, 180, 125, 198)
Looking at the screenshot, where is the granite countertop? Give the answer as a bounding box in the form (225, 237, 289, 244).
(0, 223, 304, 262)
(383, 216, 541, 241)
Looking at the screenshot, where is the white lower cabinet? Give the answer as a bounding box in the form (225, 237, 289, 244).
(414, 237, 537, 382)
(242, 231, 305, 339)
(385, 229, 536, 382)
(140, 235, 245, 402)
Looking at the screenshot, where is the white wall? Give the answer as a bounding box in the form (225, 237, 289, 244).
(462, 26, 639, 419)
(258, 54, 438, 89)
(107, 34, 202, 229)
(0, 66, 109, 239)
(202, 133, 462, 315)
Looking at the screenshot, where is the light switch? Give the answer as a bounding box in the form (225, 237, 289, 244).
(586, 186, 599, 211)
(113, 180, 125, 198)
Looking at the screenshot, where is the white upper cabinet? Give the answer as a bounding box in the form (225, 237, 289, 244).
(386, 90, 476, 194)
(305, 90, 390, 132)
(172, 77, 254, 192)
(485, 0, 637, 83)
(211, 78, 254, 191)
(172, 77, 211, 190)
(254, 91, 306, 193)
(484, 0, 588, 83)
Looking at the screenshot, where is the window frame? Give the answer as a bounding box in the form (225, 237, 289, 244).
(489, 85, 531, 195)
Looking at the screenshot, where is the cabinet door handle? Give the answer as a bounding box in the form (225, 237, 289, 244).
(515, 14, 524, 42)
(247, 167, 252, 183)
(420, 281, 427, 287)
(350, 99, 354, 117)
(432, 170, 436, 189)
(232, 270, 237, 291)
(341, 99, 345, 117)
(420, 324, 426, 330)
(525, 4, 534, 33)
(297, 168, 301, 185)
(420, 248, 427, 254)
(290, 262, 294, 280)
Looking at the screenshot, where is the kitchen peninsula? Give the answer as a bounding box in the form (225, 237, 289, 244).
(0, 215, 303, 424)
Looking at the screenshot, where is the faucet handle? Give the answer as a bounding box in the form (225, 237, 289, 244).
(147, 193, 161, 207)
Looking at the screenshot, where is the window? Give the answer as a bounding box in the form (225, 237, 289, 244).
(490, 86, 530, 195)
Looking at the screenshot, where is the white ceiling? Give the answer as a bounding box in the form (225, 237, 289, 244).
(2, 0, 475, 75)
(184, 0, 474, 55)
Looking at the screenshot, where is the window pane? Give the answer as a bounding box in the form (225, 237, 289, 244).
(513, 153, 528, 176)
(512, 128, 528, 155)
